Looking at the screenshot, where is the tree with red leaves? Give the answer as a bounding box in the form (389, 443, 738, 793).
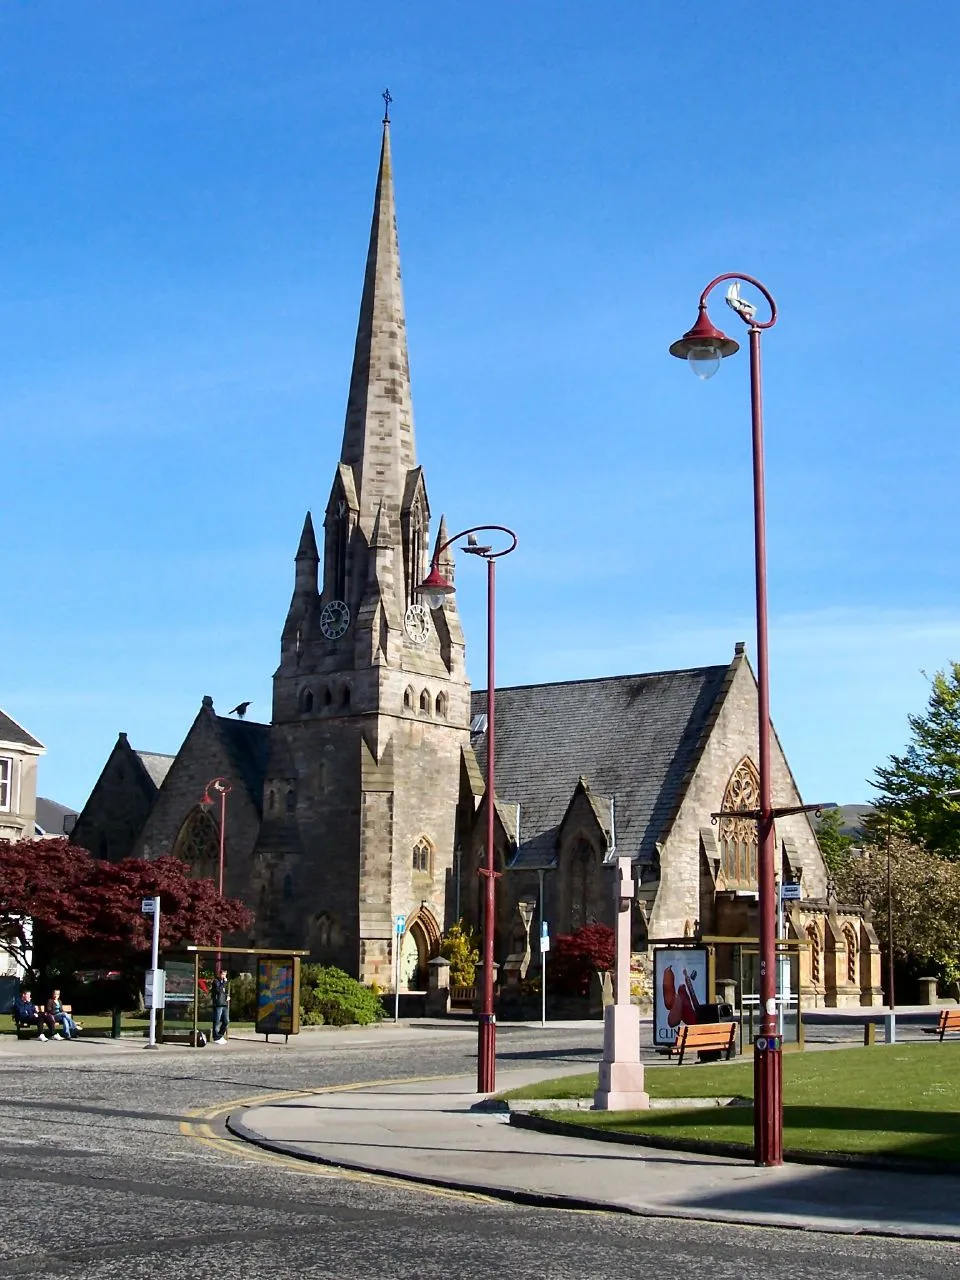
(0, 838, 253, 978)
(546, 923, 615, 998)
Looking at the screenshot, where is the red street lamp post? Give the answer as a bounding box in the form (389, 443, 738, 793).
(201, 776, 233, 968)
(670, 273, 783, 1167)
(418, 524, 518, 1094)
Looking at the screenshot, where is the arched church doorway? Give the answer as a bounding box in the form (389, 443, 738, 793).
(398, 907, 442, 990)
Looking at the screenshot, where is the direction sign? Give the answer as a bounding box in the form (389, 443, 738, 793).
(394, 914, 406, 934)
(780, 883, 802, 900)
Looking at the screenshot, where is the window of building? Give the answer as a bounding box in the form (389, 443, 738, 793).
(403, 686, 414, 710)
(172, 807, 219, 872)
(435, 692, 447, 718)
(283, 874, 293, 900)
(419, 689, 430, 714)
(571, 839, 594, 930)
(807, 924, 821, 985)
(341, 685, 351, 708)
(267, 789, 276, 812)
(844, 924, 858, 984)
(0, 756, 12, 811)
(300, 688, 314, 713)
(718, 758, 761, 888)
(412, 836, 432, 875)
(333, 499, 348, 601)
(285, 788, 296, 813)
(324, 686, 333, 707)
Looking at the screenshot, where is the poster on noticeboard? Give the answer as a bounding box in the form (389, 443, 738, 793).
(255, 957, 301, 1036)
(653, 948, 708, 1046)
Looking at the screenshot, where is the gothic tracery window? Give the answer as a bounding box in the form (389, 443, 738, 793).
(333, 499, 348, 601)
(718, 758, 761, 888)
(408, 500, 424, 608)
(172, 807, 220, 876)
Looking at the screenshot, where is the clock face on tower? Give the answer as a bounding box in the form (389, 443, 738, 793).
(404, 603, 430, 646)
(320, 599, 350, 640)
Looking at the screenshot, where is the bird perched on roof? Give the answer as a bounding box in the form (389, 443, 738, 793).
(228, 701, 251, 719)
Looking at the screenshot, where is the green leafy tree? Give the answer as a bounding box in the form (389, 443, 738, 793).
(870, 663, 960, 858)
(439, 920, 480, 986)
(834, 834, 960, 985)
(815, 807, 855, 878)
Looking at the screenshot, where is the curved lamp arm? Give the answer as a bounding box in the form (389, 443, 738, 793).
(418, 524, 518, 607)
(698, 272, 778, 331)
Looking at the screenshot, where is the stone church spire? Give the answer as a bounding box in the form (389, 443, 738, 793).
(339, 117, 416, 528)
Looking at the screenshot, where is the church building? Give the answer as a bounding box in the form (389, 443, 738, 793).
(71, 117, 880, 1010)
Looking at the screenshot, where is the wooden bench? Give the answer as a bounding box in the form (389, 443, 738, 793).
(937, 1009, 960, 1040)
(669, 1021, 737, 1065)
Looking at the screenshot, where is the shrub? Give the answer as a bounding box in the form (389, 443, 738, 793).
(547, 924, 615, 997)
(440, 921, 480, 986)
(228, 973, 256, 1021)
(299, 964, 383, 1026)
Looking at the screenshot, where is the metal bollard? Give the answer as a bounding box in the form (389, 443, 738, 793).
(111, 1008, 123, 1038)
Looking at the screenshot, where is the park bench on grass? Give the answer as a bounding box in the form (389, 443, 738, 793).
(936, 1009, 960, 1041)
(669, 1021, 737, 1065)
(11, 1008, 43, 1040)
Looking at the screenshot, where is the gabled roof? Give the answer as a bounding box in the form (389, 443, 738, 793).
(471, 665, 730, 868)
(0, 708, 44, 752)
(135, 751, 175, 788)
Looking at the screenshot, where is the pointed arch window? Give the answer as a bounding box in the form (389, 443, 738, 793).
(299, 687, 314, 714)
(403, 686, 414, 711)
(408, 500, 425, 608)
(435, 692, 447, 719)
(173, 807, 220, 876)
(571, 838, 595, 930)
(333, 498, 348, 601)
(412, 836, 433, 876)
(718, 758, 761, 888)
(807, 924, 822, 985)
(419, 689, 431, 714)
(843, 924, 858, 985)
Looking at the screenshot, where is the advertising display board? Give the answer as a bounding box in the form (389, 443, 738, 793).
(652, 947, 708, 1047)
(163, 960, 196, 1006)
(255, 956, 301, 1036)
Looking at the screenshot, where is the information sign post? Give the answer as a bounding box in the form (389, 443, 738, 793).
(394, 915, 406, 1023)
(540, 920, 550, 1027)
(142, 896, 161, 1048)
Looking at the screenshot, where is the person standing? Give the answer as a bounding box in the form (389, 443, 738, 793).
(211, 969, 230, 1044)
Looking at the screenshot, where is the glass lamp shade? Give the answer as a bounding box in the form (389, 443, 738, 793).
(417, 564, 455, 609)
(687, 342, 723, 379)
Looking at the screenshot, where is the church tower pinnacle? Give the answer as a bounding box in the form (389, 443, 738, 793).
(261, 105, 473, 988)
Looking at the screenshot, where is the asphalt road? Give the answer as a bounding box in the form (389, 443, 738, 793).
(0, 1024, 958, 1279)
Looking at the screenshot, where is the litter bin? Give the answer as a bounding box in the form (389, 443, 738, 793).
(695, 1002, 736, 1060)
(111, 1008, 123, 1038)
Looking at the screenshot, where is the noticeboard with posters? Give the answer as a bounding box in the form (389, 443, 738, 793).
(653, 947, 708, 1047)
(163, 960, 196, 1006)
(255, 956, 301, 1036)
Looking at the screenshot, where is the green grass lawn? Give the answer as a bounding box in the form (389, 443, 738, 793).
(504, 1044, 960, 1163)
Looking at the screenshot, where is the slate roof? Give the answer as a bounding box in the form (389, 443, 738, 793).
(216, 717, 271, 813)
(0, 709, 44, 750)
(35, 797, 78, 836)
(134, 751, 175, 789)
(470, 665, 730, 868)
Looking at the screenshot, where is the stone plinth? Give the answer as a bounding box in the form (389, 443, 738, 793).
(593, 1003, 649, 1110)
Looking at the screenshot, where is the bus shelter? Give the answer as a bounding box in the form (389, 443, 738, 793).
(164, 945, 309, 1046)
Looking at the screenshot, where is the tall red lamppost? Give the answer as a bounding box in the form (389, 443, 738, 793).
(670, 273, 783, 1166)
(418, 524, 518, 1094)
(201, 776, 232, 968)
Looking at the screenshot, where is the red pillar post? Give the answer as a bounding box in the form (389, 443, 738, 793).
(749, 325, 783, 1166)
(477, 555, 498, 1093)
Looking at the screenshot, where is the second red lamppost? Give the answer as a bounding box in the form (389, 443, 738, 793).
(419, 523, 518, 1093)
(669, 274, 783, 1166)
(202, 775, 233, 969)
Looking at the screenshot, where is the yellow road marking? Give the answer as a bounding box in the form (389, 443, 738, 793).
(178, 1073, 494, 1206)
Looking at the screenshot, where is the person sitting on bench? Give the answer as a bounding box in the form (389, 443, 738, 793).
(13, 989, 58, 1040)
(46, 989, 80, 1039)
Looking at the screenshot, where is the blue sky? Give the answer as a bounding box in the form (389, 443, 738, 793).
(3, 3, 959, 811)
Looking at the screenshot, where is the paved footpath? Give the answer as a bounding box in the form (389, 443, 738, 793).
(232, 1065, 960, 1241)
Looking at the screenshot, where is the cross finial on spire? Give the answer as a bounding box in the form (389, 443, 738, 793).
(382, 88, 392, 124)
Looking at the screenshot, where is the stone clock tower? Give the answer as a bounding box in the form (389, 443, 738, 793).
(253, 116, 474, 985)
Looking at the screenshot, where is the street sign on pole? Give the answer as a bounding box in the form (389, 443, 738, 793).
(540, 920, 549, 1027)
(393, 915, 405, 1023)
(144, 896, 161, 1048)
(780, 883, 802, 901)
